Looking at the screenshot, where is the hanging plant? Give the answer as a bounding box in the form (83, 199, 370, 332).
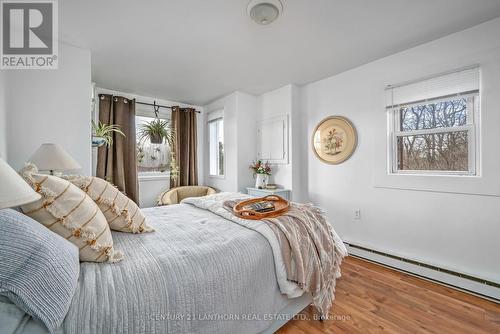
(92, 121, 125, 147)
(138, 119, 174, 145)
(169, 157, 180, 181)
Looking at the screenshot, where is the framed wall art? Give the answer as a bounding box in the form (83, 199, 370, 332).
(312, 116, 357, 164)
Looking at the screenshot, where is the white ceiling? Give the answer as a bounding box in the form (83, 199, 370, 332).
(60, 0, 500, 105)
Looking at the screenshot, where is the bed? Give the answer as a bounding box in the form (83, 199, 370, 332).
(1, 202, 326, 334)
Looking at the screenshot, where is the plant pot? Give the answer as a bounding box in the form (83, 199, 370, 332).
(150, 134, 163, 144)
(255, 173, 268, 189)
(92, 136, 106, 148)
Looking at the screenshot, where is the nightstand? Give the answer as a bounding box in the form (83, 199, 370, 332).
(246, 187, 291, 201)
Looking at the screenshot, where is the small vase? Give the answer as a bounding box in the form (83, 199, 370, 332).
(255, 174, 268, 189)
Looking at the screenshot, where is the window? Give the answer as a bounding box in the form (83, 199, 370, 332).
(387, 67, 480, 175)
(136, 115, 171, 176)
(208, 115, 224, 176)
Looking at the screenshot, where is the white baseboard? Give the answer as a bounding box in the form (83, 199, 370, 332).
(345, 243, 500, 302)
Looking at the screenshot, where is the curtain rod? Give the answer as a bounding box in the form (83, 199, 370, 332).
(136, 101, 201, 113)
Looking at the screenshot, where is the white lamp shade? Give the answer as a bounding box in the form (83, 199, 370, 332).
(0, 158, 41, 209)
(29, 143, 81, 172)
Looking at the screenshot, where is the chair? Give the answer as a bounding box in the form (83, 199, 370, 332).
(157, 186, 217, 206)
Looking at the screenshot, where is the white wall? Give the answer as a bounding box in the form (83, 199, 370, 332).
(291, 85, 308, 202)
(5, 43, 92, 173)
(0, 72, 6, 160)
(136, 176, 169, 208)
(94, 87, 203, 208)
(257, 85, 306, 201)
(204, 86, 306, 200)
(258, 86, 293, 189)
(236, 92, 259, 192)
(204, 91, 259, 193)
(204, 93, 239, 192)
(302, 18, 500, 283)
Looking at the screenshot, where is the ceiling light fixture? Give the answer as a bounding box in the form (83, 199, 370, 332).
(247, 0, 283, 25)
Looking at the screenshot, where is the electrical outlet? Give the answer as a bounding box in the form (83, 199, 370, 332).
(354, 209, 361, 220)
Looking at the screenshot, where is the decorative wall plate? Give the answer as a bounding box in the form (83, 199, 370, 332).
(312, 116, 357, 164)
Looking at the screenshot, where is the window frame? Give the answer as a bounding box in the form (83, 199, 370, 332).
(388, 92, 480, 176)
(208, 116, 225, 178)
(135, 113, 172, 179)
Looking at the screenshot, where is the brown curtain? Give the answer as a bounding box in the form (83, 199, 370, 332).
(170, 106, 198, 188)
(96, 94, 139, 203)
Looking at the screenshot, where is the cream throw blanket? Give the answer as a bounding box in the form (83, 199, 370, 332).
(183, 193, 347, 317)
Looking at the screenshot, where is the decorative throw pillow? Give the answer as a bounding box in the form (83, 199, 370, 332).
(20, 164, 123, 263)
(0, 209, 80, 333)
(63, 175, 154, 233)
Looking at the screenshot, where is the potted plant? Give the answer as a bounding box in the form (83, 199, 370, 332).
(138, 119, 174, 145)
(92, 121, 125, 147)
(250, 159, 271, 189)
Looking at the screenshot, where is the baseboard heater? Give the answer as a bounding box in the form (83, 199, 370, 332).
(344, 242, 500, 303)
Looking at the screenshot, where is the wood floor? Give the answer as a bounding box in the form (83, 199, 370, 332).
(277, 257, 500, 334)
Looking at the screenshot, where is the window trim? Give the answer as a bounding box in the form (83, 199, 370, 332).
(208, 116, 225, 178)
(388, 94, 480, 176)
(138, 171, 170, 181)
(135, 114, 172, 177)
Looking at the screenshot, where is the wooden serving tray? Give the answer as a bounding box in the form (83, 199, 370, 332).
(233, 195, 290, 220)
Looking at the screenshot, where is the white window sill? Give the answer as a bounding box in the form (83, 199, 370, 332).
(138, 172, 170, 181)
(208, 174, 225, 179)
(389, 171, 479, 178)
(373, 172, 500, 197)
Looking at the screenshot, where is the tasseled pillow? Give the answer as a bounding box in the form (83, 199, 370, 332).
(63, 175, 154, 234)
(20, 164, 123, 263)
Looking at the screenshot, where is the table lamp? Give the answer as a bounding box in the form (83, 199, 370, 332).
(28, 143, 81, 175)
(0, 158, 41, 209)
